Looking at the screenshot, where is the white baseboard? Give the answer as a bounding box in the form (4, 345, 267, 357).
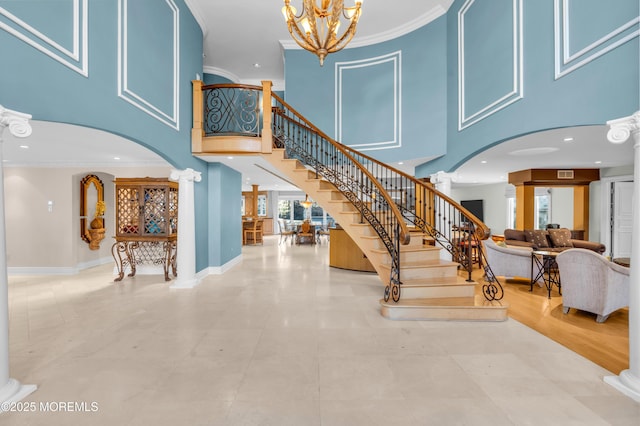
(8, 257, 114, 276)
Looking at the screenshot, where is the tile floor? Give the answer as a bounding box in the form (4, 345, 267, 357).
(3, 236, 639, 425)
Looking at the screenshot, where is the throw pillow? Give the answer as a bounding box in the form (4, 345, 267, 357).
(524, 230, 550, 248)
(496, 241, 507, 247)
(548, 228, 574, 248)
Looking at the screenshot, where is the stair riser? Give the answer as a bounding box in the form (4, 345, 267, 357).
(399, 266, 459, 281)
(380, 305, 508, 321)
(401, 285, 476, 299)
(399, 250, 441, 263)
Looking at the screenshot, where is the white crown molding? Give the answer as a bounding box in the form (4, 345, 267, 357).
(3, 160, 169, 168)
(182, 0, 208, 37)
(335, 51, 402, 151)
(117, 0, 180, 130)
(0, 0, 88, 76)
(458, 0, 523, 130)
(279, 4, 448, 51)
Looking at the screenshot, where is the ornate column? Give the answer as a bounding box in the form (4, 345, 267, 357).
(605, 111, 640, 402)
(0, 106, 37, 406)
(169, 168, 202, 289)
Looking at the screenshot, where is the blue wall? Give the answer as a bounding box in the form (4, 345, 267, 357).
(284, 16, 448, 164)
(0, 0, 211, 271)
(208, 163, 242, 266)
(281, 1, 639, 177)
(416, 0, 639, 176)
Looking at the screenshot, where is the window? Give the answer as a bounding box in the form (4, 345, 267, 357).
(506, 197, 516, 229)
(257, 194, 267, 216)
(535, 189, 551, 229)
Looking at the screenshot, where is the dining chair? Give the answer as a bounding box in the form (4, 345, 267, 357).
(296, 220, 315, 244)
(244, 219, 263, 245)
(278, 219, 295, 245)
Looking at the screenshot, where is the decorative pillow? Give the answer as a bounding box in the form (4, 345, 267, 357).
(548, 228, 574, 248)
(496, 240, 508, 247)
(524, 230, 550, 248)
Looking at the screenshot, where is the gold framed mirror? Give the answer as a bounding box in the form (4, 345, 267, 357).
(80, 174, 105, 248)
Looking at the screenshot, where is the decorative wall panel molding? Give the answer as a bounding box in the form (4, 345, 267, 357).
(117, 0, 180, 130)
(335, 51, 402, 151)
(0, 0, 88, 76)
(458, 0, 523, 130)
(554, 0, 639, 79)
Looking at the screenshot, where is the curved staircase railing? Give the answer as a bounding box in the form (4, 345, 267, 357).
(196, 82, 503, 301)
(269, 93, 411, 302)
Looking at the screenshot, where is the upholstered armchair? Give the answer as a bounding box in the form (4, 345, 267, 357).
(556, 249, 630, 323)
(482, 238, 544, 285)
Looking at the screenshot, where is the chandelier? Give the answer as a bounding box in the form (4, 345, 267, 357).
(300, 194, 313, 209)
(282, 0, 364, 66)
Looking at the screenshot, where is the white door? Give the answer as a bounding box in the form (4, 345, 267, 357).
(612, 181, 634, 258)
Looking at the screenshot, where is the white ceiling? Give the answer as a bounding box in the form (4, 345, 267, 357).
(2, 1, 634, 192)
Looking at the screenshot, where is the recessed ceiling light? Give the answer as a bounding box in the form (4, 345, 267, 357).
(398, 161, 404, 165)
(595, 160, 602, 164)
(481, 160, 487, 164)
(253, 63, 261, 68)
(227, 156, 233, 159)
(113, 156, 120, 160)
(19, 145, 28, 149)
(563, 137, 574, 142)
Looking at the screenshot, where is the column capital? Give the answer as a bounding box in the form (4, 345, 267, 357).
(170, 168, 202, 183)
(429, 171, 458, 184)
(0, 105, 32, 139)
(607, 111, 640, 146)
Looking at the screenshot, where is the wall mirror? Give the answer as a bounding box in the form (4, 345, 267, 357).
(80, 174, 105, 247)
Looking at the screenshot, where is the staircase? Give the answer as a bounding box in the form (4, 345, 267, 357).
(192, 81, 508, 321)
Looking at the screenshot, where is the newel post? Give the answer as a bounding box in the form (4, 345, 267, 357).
(261, 80, 273, 154)
(604, 111, 640, 402)
(0, 105, 37, 407)
(192, 79, 204, 153)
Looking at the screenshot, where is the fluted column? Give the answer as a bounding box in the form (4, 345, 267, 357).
(169, 168, 202, 289)
(0, 105, 36, 406)
(604, 111, 640, 402)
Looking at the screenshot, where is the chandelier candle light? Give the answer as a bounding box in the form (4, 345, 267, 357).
(282, 0, 363, 66)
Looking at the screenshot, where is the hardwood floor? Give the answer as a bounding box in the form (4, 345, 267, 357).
(468, 268, 630, 375)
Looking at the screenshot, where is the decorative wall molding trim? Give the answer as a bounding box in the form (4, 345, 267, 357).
(335, 51, 402, 151)
(554, 0, 640, 79)
(0, 0, 88, 76)
(458, 0, 523, 130)
(117, 0, 180, 130)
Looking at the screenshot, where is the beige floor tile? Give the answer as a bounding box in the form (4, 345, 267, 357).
(2, 235, 637, 425)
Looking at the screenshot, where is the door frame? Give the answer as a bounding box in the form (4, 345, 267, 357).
(600, 174, 633, 258)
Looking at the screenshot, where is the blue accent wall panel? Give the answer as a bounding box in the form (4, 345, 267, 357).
(460, 0, 518, 120)
(125, 0, 175, 114)
(208, 163, 241, 266)
(337, 53, 398, 149)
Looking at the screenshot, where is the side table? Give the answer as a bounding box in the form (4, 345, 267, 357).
(531, 250, 561, 299)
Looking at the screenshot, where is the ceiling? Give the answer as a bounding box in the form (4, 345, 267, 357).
(2, 1, 634, 193)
